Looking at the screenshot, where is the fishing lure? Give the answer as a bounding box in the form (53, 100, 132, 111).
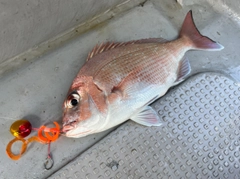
(6, 119, 61, 170)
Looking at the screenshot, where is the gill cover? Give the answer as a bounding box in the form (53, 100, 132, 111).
(64, 93, 106, 138)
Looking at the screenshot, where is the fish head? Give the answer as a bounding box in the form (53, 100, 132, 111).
(62, 78, 106, 138)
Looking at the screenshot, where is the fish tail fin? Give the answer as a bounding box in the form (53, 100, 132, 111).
(180, 10, 224, 51)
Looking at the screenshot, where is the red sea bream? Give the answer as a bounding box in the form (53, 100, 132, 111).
(62, 11, 224, 138)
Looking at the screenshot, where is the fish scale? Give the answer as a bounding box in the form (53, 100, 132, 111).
(94, 43, 181, 94)
(80, 44, 154, 77)
(93, 44, 161, 92)
(62, 11, 224, 138)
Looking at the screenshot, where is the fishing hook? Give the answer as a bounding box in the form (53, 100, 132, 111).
(44, 142, 54, 170)
(44, 154, 54, 170)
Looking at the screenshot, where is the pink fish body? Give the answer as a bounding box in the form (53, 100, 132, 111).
(62, 11, 223, 138)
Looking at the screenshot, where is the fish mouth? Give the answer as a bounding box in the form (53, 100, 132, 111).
(62, 120, 92, 137)
(62, 120, 78, 133)
(64, 129, 92, 138)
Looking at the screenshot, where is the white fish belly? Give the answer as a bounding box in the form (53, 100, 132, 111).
(97, 45, 184, 132)
(101, 77, 175, 131)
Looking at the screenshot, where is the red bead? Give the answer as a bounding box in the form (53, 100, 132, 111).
(10, 120, 32, 138)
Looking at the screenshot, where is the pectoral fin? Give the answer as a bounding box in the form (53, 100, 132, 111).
(111, 66, 143, 98)
(130, 106, 162, 126)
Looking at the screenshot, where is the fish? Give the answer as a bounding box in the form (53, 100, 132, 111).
(62, 10, 224, 138)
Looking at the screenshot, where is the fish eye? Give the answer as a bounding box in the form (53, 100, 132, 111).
(71, 99, 78, 106)
(67, 93, 80, 108)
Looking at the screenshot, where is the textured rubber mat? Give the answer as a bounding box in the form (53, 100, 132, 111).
(49, 73, 240, 179)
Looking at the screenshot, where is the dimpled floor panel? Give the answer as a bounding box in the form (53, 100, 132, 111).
(48, 72, 240, 179)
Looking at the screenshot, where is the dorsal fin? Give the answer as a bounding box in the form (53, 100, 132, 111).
(86, 38, 167, 61)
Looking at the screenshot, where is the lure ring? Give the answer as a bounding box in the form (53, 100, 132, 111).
(37, 122, 60, 143)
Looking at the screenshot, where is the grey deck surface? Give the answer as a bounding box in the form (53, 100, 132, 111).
(1, 1, 240, 178)
(49, 73, 240, 179)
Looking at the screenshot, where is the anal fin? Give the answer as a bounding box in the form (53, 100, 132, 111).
(130, 106, 162, 127)
(174, 56, 191, 85)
